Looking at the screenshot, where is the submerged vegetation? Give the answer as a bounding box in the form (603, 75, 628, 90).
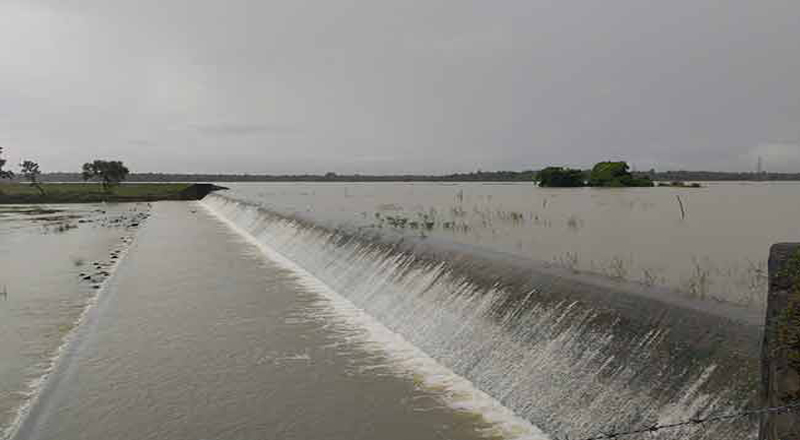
(344, 184, 768, 306)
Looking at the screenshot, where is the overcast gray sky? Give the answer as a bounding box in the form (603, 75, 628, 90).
(1, 0, 798, 174)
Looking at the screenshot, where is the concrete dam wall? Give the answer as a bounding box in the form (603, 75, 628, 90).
(204, 194, 763, 440)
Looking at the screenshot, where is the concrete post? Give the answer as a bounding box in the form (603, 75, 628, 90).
(761, 243, 800, 439)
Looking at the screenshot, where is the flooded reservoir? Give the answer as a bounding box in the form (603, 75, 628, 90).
(222, 181, 800, 306)
(2, 182, 790, 439)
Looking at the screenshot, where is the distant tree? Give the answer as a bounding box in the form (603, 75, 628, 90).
(19, 160, 45, 195)
(589, 161, 654, 187)
(82, 160, 130, 192)
(0, 147, 13, 179)
(536, 167, 586, 187)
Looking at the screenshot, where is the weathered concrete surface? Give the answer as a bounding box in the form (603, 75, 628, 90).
(760, 243, 800, 440)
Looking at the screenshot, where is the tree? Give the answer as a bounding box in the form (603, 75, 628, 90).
(19, 160, 45, 195)
(536, 167, 586, 187)
(82, 160, 130, 191)
(0, 147, 13, 179)
(589, 161, 653, 187)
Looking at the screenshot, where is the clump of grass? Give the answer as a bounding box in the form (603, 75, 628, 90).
(683, 256, 712, 299)
(451, 206, 466, 217)
(607, 256, 629, 280)
(531, 214, 551, 228)
(385, 216, 408, 228)
(566, 214, 583, 232)
(555, 252, 580, 273)
(452, 222, 470, 233)
(641, 267, 664, 287)
(737, 259, 768, 305)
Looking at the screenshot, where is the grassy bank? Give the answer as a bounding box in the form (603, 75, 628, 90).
(0, 183, 215, 204)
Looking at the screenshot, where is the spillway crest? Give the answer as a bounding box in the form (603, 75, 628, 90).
(204, 194, 762, 440)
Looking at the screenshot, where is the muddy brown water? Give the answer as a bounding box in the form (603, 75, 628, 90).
(0, 204, 149, 437)
(7, 202, 542, 440)
(219, 181, 800, 307)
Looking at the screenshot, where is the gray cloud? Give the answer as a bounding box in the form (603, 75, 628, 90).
(190, 123, 302, 137)
(128, 139, 157, 147)
(1, 0, 799, 174)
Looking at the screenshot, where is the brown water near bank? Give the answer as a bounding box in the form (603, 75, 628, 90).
(14, 202, 541, 440)
(0, 204, 150, 436)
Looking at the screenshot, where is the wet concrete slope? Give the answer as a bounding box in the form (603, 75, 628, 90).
(13, 201, 538, 440)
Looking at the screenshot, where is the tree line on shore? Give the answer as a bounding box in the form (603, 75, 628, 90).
(6, 169, 800, 183)
(0, 148, 129, 195)
(2, 147, 798, 186)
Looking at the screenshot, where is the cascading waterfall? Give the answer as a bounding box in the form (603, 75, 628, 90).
(203, 194, 762, 440)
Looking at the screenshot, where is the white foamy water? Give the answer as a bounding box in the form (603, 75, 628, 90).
(13, 201, 544, 440)
(202, 201, 550, 440)
(203, 194, 761, 440)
